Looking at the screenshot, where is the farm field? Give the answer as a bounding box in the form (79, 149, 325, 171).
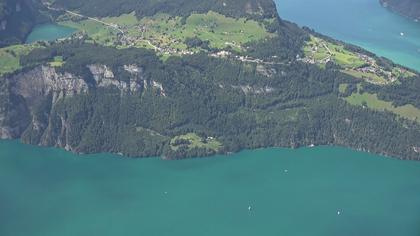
(57, 11, 274, 54)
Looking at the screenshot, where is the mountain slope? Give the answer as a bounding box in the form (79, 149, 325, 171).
(51, 0, 278, 19)
(0, 0, 48, 47)
(0, 0, 419, 159)
(380, 0, 420, 20)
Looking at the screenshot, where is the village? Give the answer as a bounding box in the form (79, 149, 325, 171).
(300, 36, 414, 84)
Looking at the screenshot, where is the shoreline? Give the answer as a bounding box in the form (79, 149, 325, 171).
(0, 138, 409, 162)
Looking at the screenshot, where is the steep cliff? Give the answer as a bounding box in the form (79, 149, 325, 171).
(0, 60, 171, 155)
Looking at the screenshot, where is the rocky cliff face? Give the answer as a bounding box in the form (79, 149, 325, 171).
(0, 63, 166, 149)
(0, 66, 87, 140)
(380, 0, 420, 20)
(88, 64, 166, 95)
(11, 66, 89, 105)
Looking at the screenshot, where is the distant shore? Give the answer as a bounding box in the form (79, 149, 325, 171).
(379, 0, 420, 21)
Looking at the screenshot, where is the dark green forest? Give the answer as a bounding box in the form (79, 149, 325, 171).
(2, 40, 417, 159)
(52, 0, 278, 20)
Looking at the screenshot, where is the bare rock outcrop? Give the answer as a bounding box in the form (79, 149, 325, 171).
(11, 66, 88, 105)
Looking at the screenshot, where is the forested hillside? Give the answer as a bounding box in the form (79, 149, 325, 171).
(0, 0, 48, 47)
(0, 0, 419, 159)
(52, 0, 278, 19)
(380, 0, 420, 20)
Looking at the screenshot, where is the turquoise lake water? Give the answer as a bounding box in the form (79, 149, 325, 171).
(1, 140, 420, 236)
(25, 24, 75, 44)
(2, 1, 420, 235)
(276, 0, 420, 71)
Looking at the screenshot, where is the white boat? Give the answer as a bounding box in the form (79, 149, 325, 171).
(400, 32, 405, 36)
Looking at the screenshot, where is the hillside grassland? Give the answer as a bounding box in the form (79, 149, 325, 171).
(57, 11, 274, 53)
(49, 56, 64, 67)
(342, 70, 387, 84)
(392, 67, 416, 78)
(345, 92, 420, 121)
(0, 44, 43, 76)
(303, 36, 365, 68)
(182, 11, 273, 49)
(303, 36, 416, 85)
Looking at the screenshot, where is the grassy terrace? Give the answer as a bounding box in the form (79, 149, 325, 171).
(57, 11, 274, 54)
(0, 44, 43, 76)
(49, 56, 64, 67)
(303, 36, 415, 85)
(303, 36, 365, 68)
(345, 91, 420, 122)
(170, 133, 222, 151)
(342, 70, 386, 84)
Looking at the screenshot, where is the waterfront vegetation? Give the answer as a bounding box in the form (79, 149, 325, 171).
(170, 133, 222, 152)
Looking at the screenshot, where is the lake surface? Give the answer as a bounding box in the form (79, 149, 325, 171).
(25, 24, 75, 44)
(1, 140, 420, 236)
(275, 0, 420, 71)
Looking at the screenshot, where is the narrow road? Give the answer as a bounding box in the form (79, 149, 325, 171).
(63, 10, 125, 34)
(43, 3, 124, 34)
(43, 2, 162, 51)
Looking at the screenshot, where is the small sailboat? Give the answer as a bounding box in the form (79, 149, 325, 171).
(400, 32, 405, 36)
(337, 210, 341, 215)
(248, 206, 252, 211)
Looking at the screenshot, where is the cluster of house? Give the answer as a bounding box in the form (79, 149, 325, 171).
(111, 25, 194, 55)
(300, 41, 400, 83)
